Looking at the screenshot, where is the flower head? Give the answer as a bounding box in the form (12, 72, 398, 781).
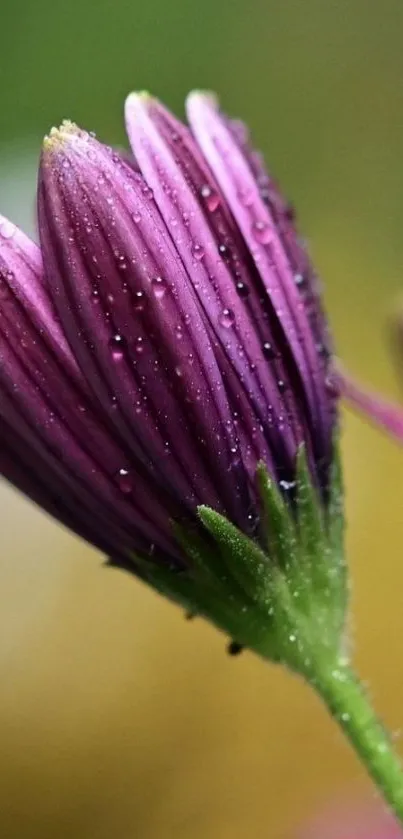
(0, 94, 342, 657)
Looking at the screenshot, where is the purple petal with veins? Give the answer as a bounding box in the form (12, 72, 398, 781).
(185, 92, 334, 475)
(125, 94, 312, 483)
(38, 124, 251, 529)
(0, 217, 185, 564)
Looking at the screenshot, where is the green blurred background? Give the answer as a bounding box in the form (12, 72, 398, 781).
(1, 0, 403, 836)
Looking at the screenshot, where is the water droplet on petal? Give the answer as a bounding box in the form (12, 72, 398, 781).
(237, 187, 254, 207)
(109, 333, 126, 361)
(219, 308, 235, 328)
(131, 210, 142, 224)
(236, 281, 249, 298)
(218, 243, 231, 261)
(142, 185, 154, 200)
(262, 342, 276, 359)
(192, 242, 205, 261)
(277, 379, 288, 393)
(251, 219, 272, 244)
(135, 336, 144, 354)
(151, 276, 166, 299)
(134, 290, 145, 311)
(325, 373, 339, 396)
(294, 272, 305, 288)
(200, 184, 220, 212)
(116, 467, 133, 494)
(0, 220, 16, 240)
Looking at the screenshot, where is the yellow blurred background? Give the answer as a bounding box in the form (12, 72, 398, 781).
(1, 0, 403, 836)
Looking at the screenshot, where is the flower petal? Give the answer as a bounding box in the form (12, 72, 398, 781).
(0, 217, 184, 562)
(186, 92, 334, 471)
(125, 94, 316, 485)
(38, 125, 251, 527)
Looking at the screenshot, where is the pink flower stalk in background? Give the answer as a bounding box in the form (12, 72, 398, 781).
(338, 306, 403, 443)
(299, 800, 402, 839)
(338, 368, 403, 443)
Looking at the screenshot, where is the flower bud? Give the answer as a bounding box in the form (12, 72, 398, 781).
(0, 95, 343, 660)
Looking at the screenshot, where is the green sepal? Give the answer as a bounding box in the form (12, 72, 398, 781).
(295, 445, 326, 562)
(117, 440, 347, 675)
(197, 505, 273, 605)
(256, 463, 297, 567)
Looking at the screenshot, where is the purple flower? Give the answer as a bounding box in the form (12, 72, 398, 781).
(0, 93, 337, 583)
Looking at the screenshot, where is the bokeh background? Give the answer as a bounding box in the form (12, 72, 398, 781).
(1, 0, 403, 836)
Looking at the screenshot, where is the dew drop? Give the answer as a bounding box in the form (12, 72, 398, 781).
(294, 272, 305, 288)
(277, 379, 288, 393)
(262, 342, 276, 359)
(237, 187, 254, 207)
(218, 243, 231, 261)
(134, 290, 145, 311)
(279, 479, 296, 493)
(219, 308, 235, 328)
(200, 184, 220, 212)
(131, 210, 142, 224)
(325, 373, 339, 396)
(109, 333, 126, 361)
(192, 242, 205, 261)
(106, 292, 115, 305)
(135, 336, 144, 354)
(0, 220, 16, 240)
(142, 185, 154, 200)
(236, 281, 249, 298)
(91, 288, 100, 304)
(151, 276, 166, 299)
(251, 219, 272, 244)
(116, 467, 133, 494)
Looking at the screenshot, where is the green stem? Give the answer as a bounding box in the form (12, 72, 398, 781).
(312, 663, 403, 824)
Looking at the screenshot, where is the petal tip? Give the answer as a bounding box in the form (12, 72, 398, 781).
(186, 89, 218, 111)
(42, 120, 79, 154)
(125, 90, 154, 114)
